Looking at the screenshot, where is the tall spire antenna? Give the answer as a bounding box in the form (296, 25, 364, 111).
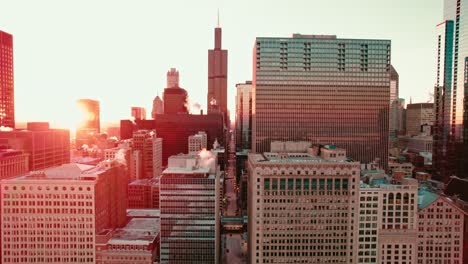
(217, 8, 220, 27)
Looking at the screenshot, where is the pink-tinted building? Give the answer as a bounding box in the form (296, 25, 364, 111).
(0, 122, 70, 170)
(127, 177, 160, 209)
(0, 161, 127, 263)
(0, 30, 14, 128)
(207, 25, 228, 123)
(131, 107, 147, 120)
(96, 218, 160, 264)
(0, 149, 28, 178)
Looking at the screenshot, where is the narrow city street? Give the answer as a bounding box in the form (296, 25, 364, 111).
(221, 132, 246, 264)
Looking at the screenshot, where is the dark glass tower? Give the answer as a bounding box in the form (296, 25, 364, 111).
(0, 31, 14, 128)
(252, 34, 391, 168)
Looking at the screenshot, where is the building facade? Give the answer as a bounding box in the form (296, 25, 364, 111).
(235, 81, 253, 151)
(159, 153, 220, 264)
(0, 149, 28, 179)
(0, 30, 14, 128)
(247, 143, 360, 263)
(417, 188, 464, 263)
(131, 107, 147, 120)
(127, 178, 160, 209)
(252, 34, 391, 168)
(0, 161, 127, 264)
(0, 122, 70, 171)
(188, 131, 208, 153)
(406, 103, 434, 136)
(151, 96, 164, 119)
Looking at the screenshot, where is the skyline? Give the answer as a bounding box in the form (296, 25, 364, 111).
(0, 0, 442, 129)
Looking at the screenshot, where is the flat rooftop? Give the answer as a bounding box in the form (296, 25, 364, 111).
(250, 152, 355, 164)
(108, 218, 160, 246)
(127, 209, 160, 218)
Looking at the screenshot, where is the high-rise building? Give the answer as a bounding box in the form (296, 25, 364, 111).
(390, 98, 406, 142)
(0, 122, 70, 170)
(0, 149, 28, 178)
(0, 31, 14, 128)
(188, 131, 208, 153)
(163, 68, 189, 114)
(390, 65, 399, 103)
(433, 0, 468, 179)
(127, 177, 160, 209)
(131, 107, 147, 120)
(0, 161, 127, 264)
(120, 113, 225, 166)
(160, 153, 221, 264)
(247, 142, 360, 263)
(235, 81, 252, 151)
(207, 24, 228, 123)
(151, 96, 164, 119)
(76, 99, 100, 146)
(252, 34, 391, 168)
(132, 130, 161, 179)
(406, 103, 434, 136)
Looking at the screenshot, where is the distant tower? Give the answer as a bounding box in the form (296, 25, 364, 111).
(151, 95, 164, 119)
(131, 107, 146, 120)
(166, 67, 179, 88)
(207, 17, 228, 124)
(163, 68, 188, 114)
(0, 31, 14, 128)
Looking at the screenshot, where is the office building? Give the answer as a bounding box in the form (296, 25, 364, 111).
(358, 178, 419, 264)
(0, 31, 14, 128)
(166, 67, 179, 88)
(96, 218, 160, 264)
(132, 130, 162, 178)
(390, 65, 399, 103)
(252, 34, 391, 168)
(131, 107, 147, 120)
(408, 136, 433, 153)
(417, 188, 465, 263)
(207, 24, 228, 125)
(151, 96, 164, 119)
(0, 149, 28, 178)
(247, 142, 360, 263)
(188, 131, 208, 153)
(121, 113, 225, 166)
(406, 103, 434, 136)
(77, 98, 100, 133)
(235, 81, 253, 151)
(390, 98, 406, 139)
(127, 177, 160, 209)
(160, 153, 221, 263)
(433, 0, 468, 179)
(1, 161, 127, 264)
(0, 122, 70, 170)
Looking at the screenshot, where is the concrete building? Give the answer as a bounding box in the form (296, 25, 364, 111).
(127, 177, 160, 209)
(96, 218, 160, 264)
(131, 107, 147, 120)
(390, 98, 406, 139)
(163, 68, 188, 115)
(406, 103, 434, 137)
(0, 161, 127, 264)
(130, 150, 141, 181)
(247, 142, 360, 263)
(252, 34, 391, 169)
(358, 178, 419, 264)
(132, 130, 162, 179)
(388, 162, 415, 178)
(0, 149, 28, 178)
(0, 122, 70, 171)
(235, 81, 252, 151)
(153, 137, 163, 177)
(417, 188, 465, 263)
(0, 30, 14, 128)
(188, 131, 208, 153)
(160, 152, 221, 264)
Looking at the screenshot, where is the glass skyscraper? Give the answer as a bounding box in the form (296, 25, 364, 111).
(252, 34, 391, 168)
(433, 0, 468, 178)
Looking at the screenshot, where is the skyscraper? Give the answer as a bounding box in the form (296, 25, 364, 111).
(207, 23, 228, 123)
(131, 106, 147, 120)
(252, 34, 391, 168)
(235, 81, 252, 151)
(0, 30, 14, 128)
(163, 68, 188, 114)
(151, 95, 164, 119)
(433, 0, 468, 179)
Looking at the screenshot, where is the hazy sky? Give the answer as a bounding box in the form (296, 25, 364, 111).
(0, 0, 442, 128)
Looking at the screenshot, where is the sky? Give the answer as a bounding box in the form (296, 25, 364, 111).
(0, 0, 442, 129)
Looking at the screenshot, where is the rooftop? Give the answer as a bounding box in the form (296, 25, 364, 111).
(127, 209, 160, 218)
(418, 188, 440, 210)
(250, 152, 356, 164)
(108, 218, 160, 246)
